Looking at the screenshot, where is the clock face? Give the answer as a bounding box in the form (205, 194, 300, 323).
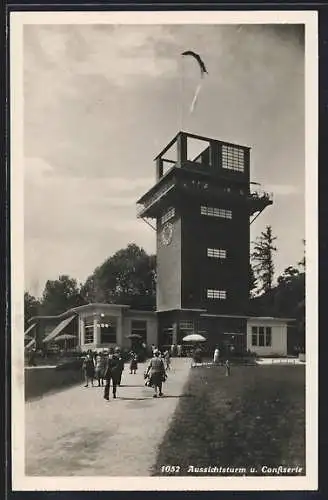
(161, 222, 173, 246)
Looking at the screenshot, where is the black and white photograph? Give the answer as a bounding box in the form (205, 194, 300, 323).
(10, 10, 318, 491)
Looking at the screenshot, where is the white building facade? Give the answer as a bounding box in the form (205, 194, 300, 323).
(77, 304, 157, 351)
(246, 317, 290, 357)
(25, 303, 157, 352)
(26, 305, 292, 356)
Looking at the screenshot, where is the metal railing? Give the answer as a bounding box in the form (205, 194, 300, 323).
(137, 181, 175, 216)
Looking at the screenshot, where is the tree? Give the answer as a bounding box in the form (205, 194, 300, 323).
(24, 292, 42, 329)
(274, 266, 305, 351)
(274, 266, 303, 314)
(81, 244, 156, 310)
(249, 264, 257, 298)
(251, 225, 277, 295)
(41, 275, 86, 316)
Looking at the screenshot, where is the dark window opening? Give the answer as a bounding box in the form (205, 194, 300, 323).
(98, 316, 117, 344)
(258, 326, 265, 347)
(265, 327, 272, 346)
(252, 326, 257, 346)
(131, 320, 147, 342)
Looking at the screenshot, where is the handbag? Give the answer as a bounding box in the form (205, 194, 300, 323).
(144, 372, 151, 387)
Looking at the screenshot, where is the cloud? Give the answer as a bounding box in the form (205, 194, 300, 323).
(24, 24, 179, 90)
(24, 157, 154, 240)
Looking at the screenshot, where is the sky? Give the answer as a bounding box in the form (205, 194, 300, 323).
(23, 23, 305, 297)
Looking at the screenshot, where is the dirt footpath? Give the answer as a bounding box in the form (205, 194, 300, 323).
(25, 358, 191, 476)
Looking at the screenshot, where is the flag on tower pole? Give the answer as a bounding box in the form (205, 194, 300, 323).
(181, 51, 208, 113)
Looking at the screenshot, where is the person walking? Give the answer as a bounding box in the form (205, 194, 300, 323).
(129, 350, 138, 374)
(114, 346, 125, 385)
(213, 347, 220, 364)
(164, 349, 171, 371)
(82, 353, 95, 387)
(94, 352, 105, 387)
(145, 349, 167, 398)
(103, 348, 121, 400)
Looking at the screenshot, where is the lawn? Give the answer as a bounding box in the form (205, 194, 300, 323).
(153, 364, 305, 476)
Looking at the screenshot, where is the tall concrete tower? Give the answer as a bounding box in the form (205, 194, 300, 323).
(137, 131, 272, 352)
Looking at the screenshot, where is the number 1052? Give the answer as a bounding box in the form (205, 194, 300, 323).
(161, 465, 181, 474)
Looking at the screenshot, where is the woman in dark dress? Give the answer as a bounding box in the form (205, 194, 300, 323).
(82, 353, 95, 387)
(145, 350, 167, 398)
(129, 351, 138, 374)
(94, 353, 105, 387)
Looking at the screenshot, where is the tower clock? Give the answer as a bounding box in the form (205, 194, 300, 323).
(160, 222, 173, 246)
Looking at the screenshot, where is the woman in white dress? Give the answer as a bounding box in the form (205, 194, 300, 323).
(213, 348, 220, 364)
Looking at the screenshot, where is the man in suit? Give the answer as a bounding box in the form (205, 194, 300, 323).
(103, 348, 121, 400)
(114, 346, 125, 386)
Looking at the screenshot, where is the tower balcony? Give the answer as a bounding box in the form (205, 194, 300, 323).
(248, 188, 273, 216)
(136, 175, 273, 220)
(136, 177, 176, 219)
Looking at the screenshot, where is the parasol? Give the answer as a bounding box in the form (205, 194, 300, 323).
(182, 333, 207, 342)
(126, 334, 142, 340)
(55, 334, 77, 341)
(54, 333, 77, 350)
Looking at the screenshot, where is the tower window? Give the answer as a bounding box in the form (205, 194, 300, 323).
(200, 205, 232, 219)
(222, 145, 245, 172)
(207, 289, 226, 300)
(207, 248, 227, 259)
(161, 207, 175, 225)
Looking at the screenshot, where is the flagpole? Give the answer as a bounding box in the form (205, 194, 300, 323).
(179, 55, 184, 132)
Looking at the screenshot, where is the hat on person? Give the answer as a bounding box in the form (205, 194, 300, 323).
(114, 346, 121, 353)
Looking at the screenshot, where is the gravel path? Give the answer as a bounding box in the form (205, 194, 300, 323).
(25, 358, 191, 476)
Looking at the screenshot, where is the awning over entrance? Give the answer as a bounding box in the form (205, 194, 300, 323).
(43, 315, 75, 344)
(25, 338, 36, 349)
(24, 323, 36, 337)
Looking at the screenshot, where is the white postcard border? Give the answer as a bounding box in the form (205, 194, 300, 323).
(10, 9, 318, 491)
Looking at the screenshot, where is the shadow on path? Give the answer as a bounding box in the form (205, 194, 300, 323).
(117, 394, 194, 401)
(119, 385, 145, 388)
(161, 394, 195, 399)
(118, 397, 151, 401)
